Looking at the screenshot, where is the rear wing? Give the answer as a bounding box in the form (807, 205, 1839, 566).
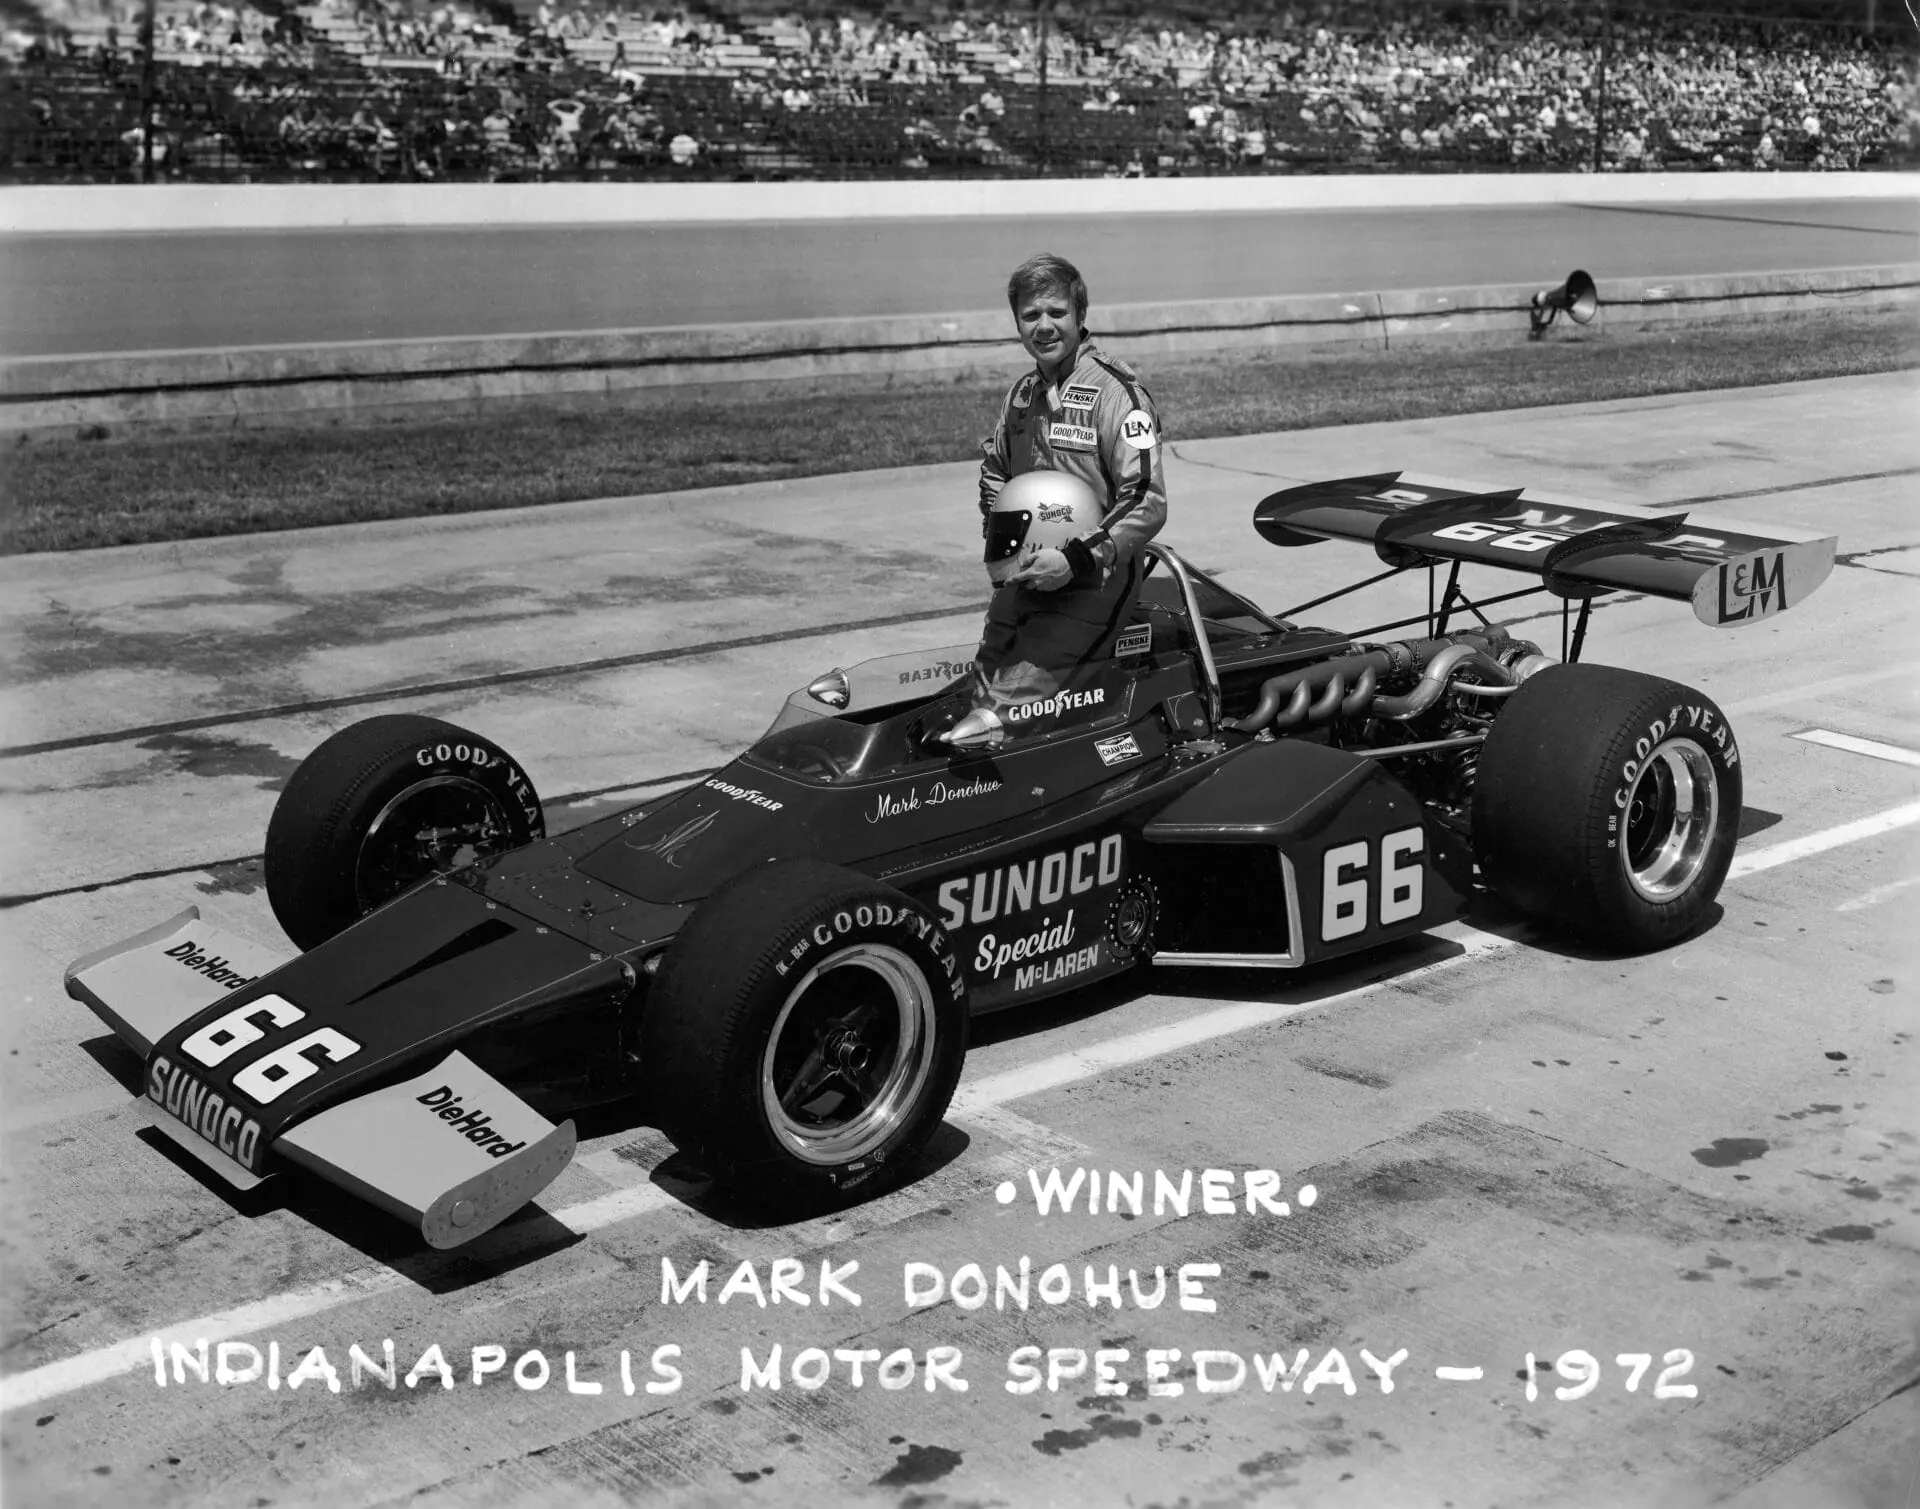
(1254, 473, 1836, 628)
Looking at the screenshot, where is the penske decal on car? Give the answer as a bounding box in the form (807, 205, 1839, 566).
(704, 778, 784, 812)
(148, 1054, 264, 1169)
(1007, 687, 1105, 724)
(165, 939, 258, 992)
(416, 1085, 528, 1159)
(939, 834, 1125, 928)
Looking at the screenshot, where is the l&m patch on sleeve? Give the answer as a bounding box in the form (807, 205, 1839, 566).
(1120, 410, 1157, 450)
(1047, 421, 1099, 451)
(1061, 384, 1102, 411)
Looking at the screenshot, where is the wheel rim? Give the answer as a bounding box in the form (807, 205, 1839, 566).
(1620, 737, 1719, 902)
(760, 943, 937, 1166)
(355, 775, 517, 912)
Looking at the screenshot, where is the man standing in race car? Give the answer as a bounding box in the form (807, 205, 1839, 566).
(966, 253, 1168, 723)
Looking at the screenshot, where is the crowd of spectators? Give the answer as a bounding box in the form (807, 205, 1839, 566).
(3, 1, 1914, 180)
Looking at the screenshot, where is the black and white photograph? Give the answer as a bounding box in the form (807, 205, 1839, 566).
(2, 0, 1916, 1503)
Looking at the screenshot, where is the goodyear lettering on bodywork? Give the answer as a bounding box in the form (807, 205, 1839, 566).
(1007, 687, 1106, 725)
(897, 658, 976, 686)
(704, 779, 784, 812)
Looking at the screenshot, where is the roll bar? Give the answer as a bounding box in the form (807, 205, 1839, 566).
(1144, 543, 1222, 733)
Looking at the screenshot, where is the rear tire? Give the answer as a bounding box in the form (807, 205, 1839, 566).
(641, 860, 968, 1213)
(265, 715, 543, 951)
(1472, 664, 1741, 950)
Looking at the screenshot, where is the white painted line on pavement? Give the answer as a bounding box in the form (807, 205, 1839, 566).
(1727, 800, 1920, 880)
(952, 925, 1513, 1116)
(6, 800, 1918, 1417)
(1790, 729, 1920, 767)
(1836, 874, 1920, 913)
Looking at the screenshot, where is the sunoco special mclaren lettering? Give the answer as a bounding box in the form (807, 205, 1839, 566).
(66, 474, 1836, 1247)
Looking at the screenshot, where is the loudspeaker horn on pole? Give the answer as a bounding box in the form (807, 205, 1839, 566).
(1529, 269, 1599, 334)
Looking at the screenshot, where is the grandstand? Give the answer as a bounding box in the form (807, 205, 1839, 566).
(2, 0, 1914, 180)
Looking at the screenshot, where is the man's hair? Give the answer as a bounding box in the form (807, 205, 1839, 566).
(1007, 254, 1089, 323)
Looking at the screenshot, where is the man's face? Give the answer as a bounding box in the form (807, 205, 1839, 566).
(1014, 284, 1083, 376)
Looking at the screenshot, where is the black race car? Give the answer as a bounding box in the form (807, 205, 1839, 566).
(67, 474, 1836, 1247)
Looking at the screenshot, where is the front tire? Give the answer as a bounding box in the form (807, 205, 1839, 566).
(264, 715, 544, 951)
(1472, 664, 1741, 950)
(641, 861, 968, 1212)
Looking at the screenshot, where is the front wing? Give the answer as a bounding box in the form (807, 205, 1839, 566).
(66, 907, 577, 1248)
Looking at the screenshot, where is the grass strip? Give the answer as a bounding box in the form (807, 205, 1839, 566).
(5, 311, 1913, 555)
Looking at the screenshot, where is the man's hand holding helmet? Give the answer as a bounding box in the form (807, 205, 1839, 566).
(983, 471, 1107, 594)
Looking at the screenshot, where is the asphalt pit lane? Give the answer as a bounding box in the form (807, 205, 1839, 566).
(1705, 1254, 1733, 1268)
(1692, 1138, 1769, 1167)
(194, 858, 264, 898)
(1815, 1224, 1876, 1242)
(1736, 806, 1783, 839)
(1680, 1270, 1713, 1282)
(136, 732, 302, 788)
(873, 1443, 962, 1486)
(1842, 1185, 1883, 1201)
(1032, 1416, 1142, 1457)
(1239, 1449, 1305, 1479)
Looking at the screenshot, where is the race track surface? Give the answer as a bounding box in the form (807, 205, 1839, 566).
(2, 197, 1914, 356)
(2, 368, 1917, 1508)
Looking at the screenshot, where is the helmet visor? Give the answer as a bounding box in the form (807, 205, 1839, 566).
(984, 508, 1032, 564)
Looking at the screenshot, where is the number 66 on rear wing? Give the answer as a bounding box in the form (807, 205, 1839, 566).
(1253, 472, 1836, 628)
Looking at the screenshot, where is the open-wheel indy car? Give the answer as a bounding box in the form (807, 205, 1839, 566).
(66, 473, 1835, 1247)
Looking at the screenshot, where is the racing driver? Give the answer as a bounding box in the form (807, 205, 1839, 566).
(967, 252, 1169, 719)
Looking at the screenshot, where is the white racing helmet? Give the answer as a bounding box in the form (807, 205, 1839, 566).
(984, 470, 1105, 586)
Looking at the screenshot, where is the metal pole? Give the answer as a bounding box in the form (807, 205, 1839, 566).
(1593, 0, 1610, 173)
(138, 0, 155, 182)
(1035, 0, 1048, 176)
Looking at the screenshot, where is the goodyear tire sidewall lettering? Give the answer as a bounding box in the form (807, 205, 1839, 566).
(409, 738, 543, 837)
(1606, 702, 1739, 845)
(771, 894, 963, 1005)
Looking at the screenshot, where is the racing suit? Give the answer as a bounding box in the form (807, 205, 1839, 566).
(973, 341, 1168, 711)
